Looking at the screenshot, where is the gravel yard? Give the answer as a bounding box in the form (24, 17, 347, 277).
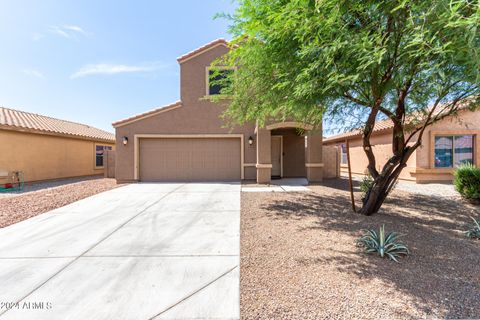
(395, 180, 458, 197)
(241, 178, 480, 319)
(0, 177, 122, 228)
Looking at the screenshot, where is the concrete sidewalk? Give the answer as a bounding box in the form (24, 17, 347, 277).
(0, 183, 240, 320)
(242, 178, 311, 192)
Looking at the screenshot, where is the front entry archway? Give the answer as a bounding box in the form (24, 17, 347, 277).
(255, 122, 323, 184)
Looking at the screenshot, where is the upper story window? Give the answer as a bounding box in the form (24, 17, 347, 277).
(207, 67, 234, 96)
(434, 135, 474, 168)
(96, 145, 113, 168)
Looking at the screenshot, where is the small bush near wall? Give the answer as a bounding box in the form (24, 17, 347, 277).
(454, 165, 480, 204)
(359, 174, 374, 201)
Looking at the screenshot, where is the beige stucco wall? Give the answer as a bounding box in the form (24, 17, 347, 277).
(336, 133, 417, 181)
(0, 129, 114, 183)
(323, 146, 340, 179)
(324, 109, 480, 183)
(104, 150, 116, 178)
(115, 45, 256, 182)
(413, 109, 480, 182)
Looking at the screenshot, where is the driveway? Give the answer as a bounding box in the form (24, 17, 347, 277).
(0, 183, 240, 320)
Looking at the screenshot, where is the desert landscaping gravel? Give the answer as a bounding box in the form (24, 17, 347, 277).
(241, 179, 480, 319)
(0, 178, 122, 228)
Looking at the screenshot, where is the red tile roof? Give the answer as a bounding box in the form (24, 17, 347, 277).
(323, 118, 394, 143)
(323, 100, 476, 143)
(177, 39, 229, 63)
(112, 101, 182, 127)
(0, 107, 115, 142)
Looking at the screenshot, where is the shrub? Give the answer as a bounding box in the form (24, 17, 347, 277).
(359, 175, 374, 200)
(357, 225, 409, 262)
(466, 217, 480, 239)
(454, 164, 480, 203)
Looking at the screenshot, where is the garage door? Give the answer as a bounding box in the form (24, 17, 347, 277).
(139, 138, 241, 181)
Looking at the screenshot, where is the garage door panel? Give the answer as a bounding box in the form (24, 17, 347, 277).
(139, 138, 241, 181)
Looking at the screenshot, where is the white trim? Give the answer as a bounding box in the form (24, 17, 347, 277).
(271, 135, 283, 177)
(243, 163, 256, 167)
(305, 163, 324, 168)
(256, 164, 272, 169)
(134, 134, 244, 180)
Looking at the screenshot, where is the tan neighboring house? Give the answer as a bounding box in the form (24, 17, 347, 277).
(113, 39, 327, 183)
(0, 107, 115, 184)
(323, 108, 480, 183)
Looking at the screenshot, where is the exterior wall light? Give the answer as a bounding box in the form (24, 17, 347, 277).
(248, 136, 254, 146)
(122, 136, 129, 146)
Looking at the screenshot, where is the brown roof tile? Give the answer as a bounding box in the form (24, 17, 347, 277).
(0, 107, 115, 142)
(323, 118, 394, 143)
(177, 39, 229, 63)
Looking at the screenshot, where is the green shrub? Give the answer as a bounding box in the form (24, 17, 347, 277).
(359, 175, 374, 200)
(454, 164, 480, 203)
(357, 225, 410, 262)
(466, 217, 480, 239)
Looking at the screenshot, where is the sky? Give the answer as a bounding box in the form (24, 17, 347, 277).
(0, 1, 237, 132)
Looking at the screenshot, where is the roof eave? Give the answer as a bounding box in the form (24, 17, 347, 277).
(176, 39, 230, 64)
(112, 101, 182, 128)
(0, 124, 115, 143)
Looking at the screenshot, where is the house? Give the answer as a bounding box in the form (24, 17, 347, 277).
(323, 108, 480, 183)
(0, 107, 115, 183)
(112, 39, 326, 183)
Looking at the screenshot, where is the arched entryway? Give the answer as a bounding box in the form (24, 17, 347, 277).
(255, 122, 323, 184)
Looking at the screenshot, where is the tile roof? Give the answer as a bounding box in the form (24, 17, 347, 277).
(177, 39, 229, 63)
(112, 101, 182, 127)
(0, 107, 115, 142)
(323, 98, 479, 143)
(323, 118, 394, 143)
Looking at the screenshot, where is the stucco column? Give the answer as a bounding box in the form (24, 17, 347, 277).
(305, 128, 323, 182)
(256, 126, 272, 184)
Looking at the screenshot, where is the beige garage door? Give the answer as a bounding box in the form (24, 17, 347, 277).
(139, 138, 241, 181)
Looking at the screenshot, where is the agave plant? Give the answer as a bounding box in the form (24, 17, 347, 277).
(357, 225, 409, 262)
(466, 217, 480, 239)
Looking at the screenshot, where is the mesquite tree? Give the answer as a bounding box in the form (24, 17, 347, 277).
(217, 0, 480, 215)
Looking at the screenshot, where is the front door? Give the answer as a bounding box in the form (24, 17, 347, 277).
(271, 136, 282, 178)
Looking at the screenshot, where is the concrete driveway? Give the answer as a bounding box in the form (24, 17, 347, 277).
(0, 183, 240, 320)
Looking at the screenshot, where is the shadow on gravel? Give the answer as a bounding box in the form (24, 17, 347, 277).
(261, 181, 480, 319)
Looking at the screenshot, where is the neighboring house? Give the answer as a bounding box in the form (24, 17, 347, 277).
(0, 107, 115, 183)
(112, 39, 325, 183)
(323, 108, 480, 183)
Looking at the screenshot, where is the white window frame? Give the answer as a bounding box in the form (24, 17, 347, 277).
(95, 144, 113, 169)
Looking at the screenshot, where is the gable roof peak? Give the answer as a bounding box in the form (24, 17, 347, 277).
(177, 39, 230, 63)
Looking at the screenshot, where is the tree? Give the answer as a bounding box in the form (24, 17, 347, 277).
(216, 0, 480, 215)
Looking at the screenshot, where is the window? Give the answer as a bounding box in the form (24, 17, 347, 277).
(434, 135, 474, 168)
(207, 68, 234, 95)
(96, 145, 113, 167)
(340, 144, 348, 165)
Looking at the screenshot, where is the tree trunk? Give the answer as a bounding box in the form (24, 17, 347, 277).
(359, 154, 409, 215)
(359, 174, 397, 215)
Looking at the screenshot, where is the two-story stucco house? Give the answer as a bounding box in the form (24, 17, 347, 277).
(112, 39, 324, 183)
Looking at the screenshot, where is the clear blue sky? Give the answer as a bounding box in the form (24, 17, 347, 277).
(0, 1, 236, 132)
